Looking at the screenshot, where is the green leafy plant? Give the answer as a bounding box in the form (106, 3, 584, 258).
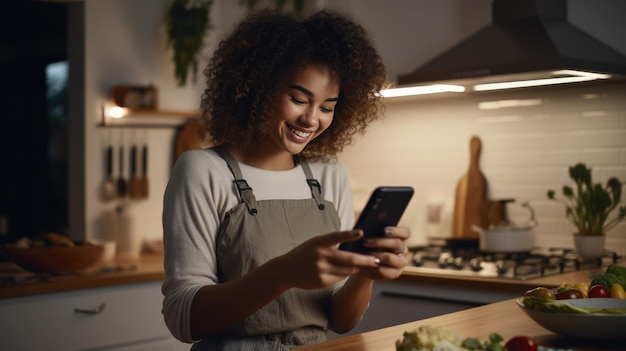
(165, 0, 305, 86)
(239, 0, 306, 15)
(547, 163, 626, 235)
(166, 0, 213, 86)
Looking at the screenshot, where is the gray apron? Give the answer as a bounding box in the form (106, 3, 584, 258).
(194, 147, 342, 351)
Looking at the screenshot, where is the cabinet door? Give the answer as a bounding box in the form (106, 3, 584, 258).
(328, 281, 480, 339)
(0, 281, 175, 350)
(106, 336, 190, 351)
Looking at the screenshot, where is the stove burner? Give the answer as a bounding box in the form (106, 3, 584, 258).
(408, 244, 622, 280)
(469, 258, 483, 272)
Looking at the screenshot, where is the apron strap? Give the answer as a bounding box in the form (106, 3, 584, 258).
(213, 146, 259, 215)
(297, 157, 326, 211)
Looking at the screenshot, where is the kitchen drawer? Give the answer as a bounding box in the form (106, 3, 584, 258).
(0, 281, 178, 350)
(107, 336, 190, 351)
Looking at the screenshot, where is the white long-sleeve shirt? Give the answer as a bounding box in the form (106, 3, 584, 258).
(161, 149, 355, 343)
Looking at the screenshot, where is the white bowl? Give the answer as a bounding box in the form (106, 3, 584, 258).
(516, 298, 626, 340)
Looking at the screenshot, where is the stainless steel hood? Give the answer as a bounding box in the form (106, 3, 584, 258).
(396, 0, 626, 90)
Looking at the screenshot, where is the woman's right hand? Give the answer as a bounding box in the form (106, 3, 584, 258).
(271, 230, 380, 290)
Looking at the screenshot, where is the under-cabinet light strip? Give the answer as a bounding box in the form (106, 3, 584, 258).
(379, 84, 465, 98)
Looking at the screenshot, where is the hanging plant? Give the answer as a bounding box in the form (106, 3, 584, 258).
(166, 0, 213, 86)
(239, 0, 306, 15)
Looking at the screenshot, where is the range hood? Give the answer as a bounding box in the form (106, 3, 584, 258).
(390, 0, 626, 96)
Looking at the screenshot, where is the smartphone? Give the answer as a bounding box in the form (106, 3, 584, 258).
(339, 186, 414, 253)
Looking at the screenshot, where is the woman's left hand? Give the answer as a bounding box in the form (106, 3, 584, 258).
(358, 226, 410, 281)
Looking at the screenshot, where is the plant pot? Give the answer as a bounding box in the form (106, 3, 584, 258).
(573, 234, 606, 258)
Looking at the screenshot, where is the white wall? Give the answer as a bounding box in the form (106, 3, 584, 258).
(342, 82, 626, 253)
(80, 0, 249, 244)
(334, 0, 626, 253)
(77, 0, 626, 256)
(77, 0, 493, 245)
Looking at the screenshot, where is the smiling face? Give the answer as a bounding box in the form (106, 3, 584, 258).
(274, 64, 339, 152)
(262, 63, 340, 163)
(229, 63, 340, 170)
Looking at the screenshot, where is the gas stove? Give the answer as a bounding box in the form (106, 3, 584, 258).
(407, 244, 622, 280)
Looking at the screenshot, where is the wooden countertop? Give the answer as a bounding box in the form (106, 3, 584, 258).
(297, 298, 622, 351)
(0, 254, 165, 300)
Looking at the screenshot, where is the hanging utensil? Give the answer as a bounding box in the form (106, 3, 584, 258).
(129, 145, 140, 198)
(140, 145, 149, 198)
(102, 146, 117, 201)
(117, 146, 127, 197)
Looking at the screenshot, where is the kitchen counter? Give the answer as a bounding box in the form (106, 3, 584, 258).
(399, 264, 607, 295)
(297, 297, 622, 350)
(1, 253, 621, 301)
(0, 254, 165, 299)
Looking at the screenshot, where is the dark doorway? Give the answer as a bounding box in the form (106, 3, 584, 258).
(0, 0, 69, 241)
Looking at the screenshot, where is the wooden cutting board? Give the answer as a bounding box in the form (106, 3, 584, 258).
(452, 136, 488, 238)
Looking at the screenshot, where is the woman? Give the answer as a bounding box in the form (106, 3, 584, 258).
(162, 9, 410, 350)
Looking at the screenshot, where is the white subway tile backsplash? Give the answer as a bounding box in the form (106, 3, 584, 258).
(341, 82, 626, 253)
(579, 148, 621, 164)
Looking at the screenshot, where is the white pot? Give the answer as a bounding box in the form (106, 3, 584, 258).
(574, 234, 606, 258)
(472, 226, 534, 252)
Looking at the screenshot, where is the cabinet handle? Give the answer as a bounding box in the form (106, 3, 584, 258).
(74, 303, 106, 315)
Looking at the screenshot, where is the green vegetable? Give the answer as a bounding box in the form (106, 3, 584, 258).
(548, 302, 626, 314)
(591, 272, 626, 291)
(524, 298, 626, 314)
(542, 302, 591, 314)
(486, 333, 506, 351)
(395, 326, 506, 351)
(606, 264, 626, 279)
(556, 285, 571, 294)
(461, 333, 505, 351)
(461, 337, 482, 350)
(522, 295, 555, 311)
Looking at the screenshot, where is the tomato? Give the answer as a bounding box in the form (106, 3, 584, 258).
(504, 336, 538, 351)
(557, 282, 588, 297)
(588, 284, 610, 298)
(610, 284, 626, 299)
(524, 287, 556, 300)
(555, 289, 584, 300)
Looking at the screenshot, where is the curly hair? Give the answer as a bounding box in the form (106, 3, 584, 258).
(200, 9, 388, 161)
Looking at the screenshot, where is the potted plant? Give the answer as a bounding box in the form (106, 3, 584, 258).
(165, 0, 306, 87)
(166, 0, 214, 86)
(547, 163, 626, 257)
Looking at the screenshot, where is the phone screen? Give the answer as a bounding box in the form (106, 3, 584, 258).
(339, 186, 414, 252)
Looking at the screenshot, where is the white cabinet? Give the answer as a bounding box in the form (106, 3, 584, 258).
(0, 282, 189, 351)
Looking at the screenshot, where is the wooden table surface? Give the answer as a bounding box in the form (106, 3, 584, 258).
(297, 298, 622, 351)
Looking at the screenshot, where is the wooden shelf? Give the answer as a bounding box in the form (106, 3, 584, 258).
(100, 108, 201, 128)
